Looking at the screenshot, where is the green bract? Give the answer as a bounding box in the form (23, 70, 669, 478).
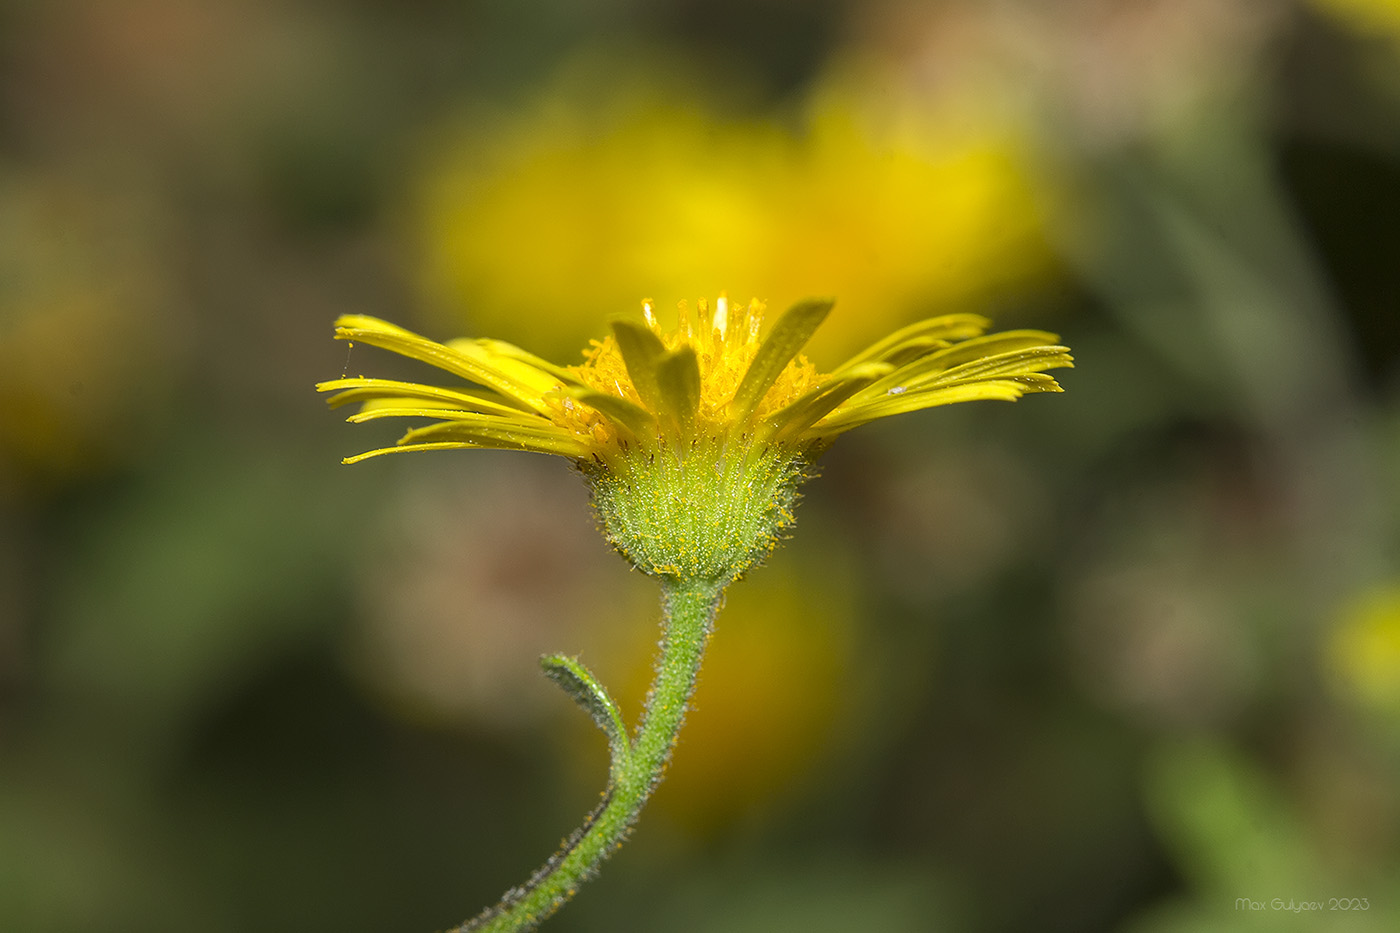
(584, 441, 805, 585)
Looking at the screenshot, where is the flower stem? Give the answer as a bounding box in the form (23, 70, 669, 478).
(454, 578, 722, 932)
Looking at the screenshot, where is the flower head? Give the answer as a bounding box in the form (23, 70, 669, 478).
(319, 298, 1071, 584)
(321, 297, 1068, 461)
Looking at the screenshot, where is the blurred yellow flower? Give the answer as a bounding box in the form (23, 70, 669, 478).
(616, 548, 858, 831)
(412, 60, 1053, 360)
(1312, 0, 1400, 37)
(0, 170, 174, 493)
(1329, 584, 1400, 710)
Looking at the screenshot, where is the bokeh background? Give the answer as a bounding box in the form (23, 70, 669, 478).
(3, 1, 1400, 930)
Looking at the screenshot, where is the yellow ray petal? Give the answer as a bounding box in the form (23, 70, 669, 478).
(464, 338, 586, 387)
(863, 343, 1072, 399)
(998, 372, 1068, 393)
(334, 315, 552, 413)
(905, 345, 1074, 391)
(816, 380, 1036, 434)
(447, 338, 575, 395)
(343, 439, 578, 464)
(344, 441, 490, 464)
(831, 314, 991, 374)
(902, 330, 1063, 375)
(345, 407, 558, 435)
(858, 336, 954, 370)
(398, 420, 591, 457)
(317, 378, 533, 417)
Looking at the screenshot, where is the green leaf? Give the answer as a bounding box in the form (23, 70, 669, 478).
(729, 298, 834, 423)
(541, 654, 630, 767)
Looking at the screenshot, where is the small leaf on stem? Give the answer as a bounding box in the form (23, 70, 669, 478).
(541, 654, 631, 768)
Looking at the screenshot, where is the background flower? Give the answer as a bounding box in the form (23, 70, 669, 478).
(411, 51, 1053, 359)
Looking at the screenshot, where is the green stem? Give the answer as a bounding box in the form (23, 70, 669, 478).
(454, 578, 722, 932)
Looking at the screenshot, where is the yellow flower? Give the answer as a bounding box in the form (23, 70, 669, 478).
(322, 297, 1068, 461)
(1329, 584, 1400, 711)
(320, 297, 1072, 929)
(1311, 0, 1400, 38)
(414, 59, 1052, 360)
(319, 297, 1070, 583)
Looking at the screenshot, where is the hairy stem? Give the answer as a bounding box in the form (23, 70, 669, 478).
(454, 578, 722, 932)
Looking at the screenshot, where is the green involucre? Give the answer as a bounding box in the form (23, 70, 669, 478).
(583, 441, 808, 585)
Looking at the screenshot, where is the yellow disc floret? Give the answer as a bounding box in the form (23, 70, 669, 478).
(549, 297, 823, 457)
